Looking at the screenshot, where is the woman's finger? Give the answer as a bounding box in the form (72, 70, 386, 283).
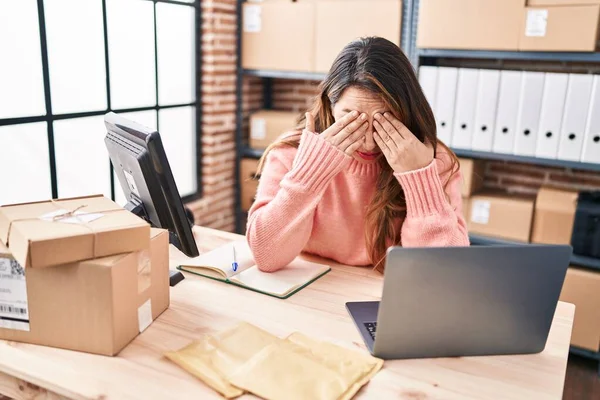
(338, 121, 368, 151)
(330, 112, 368, 145)
(373, 120, 399, 151)
(373, 129, 391, 156)
(383, 113, 415, 141)
(345, 137, 365, 155)
(323, 110, 359, 139)
(305, 112, 315, 133)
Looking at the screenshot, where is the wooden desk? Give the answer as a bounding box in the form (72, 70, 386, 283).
(0, 227, 575, 400)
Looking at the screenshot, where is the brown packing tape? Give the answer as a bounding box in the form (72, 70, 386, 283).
(4, 200, 126, 264)
(137, 249, 152, 295)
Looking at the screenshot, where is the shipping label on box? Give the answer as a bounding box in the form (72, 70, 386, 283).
(0, 256, 29, 332)
(244, 4, 262, 33)
(471, 200, 491, 224)
(525, 9, 549, 37)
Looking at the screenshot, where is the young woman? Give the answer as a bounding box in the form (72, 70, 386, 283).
(246, 37, 469, 272)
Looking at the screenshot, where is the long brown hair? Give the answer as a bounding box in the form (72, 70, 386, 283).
(258, 37, 458, 271)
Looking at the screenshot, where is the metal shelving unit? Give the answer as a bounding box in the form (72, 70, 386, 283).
(410, 0, 600, 370)
(418, 48, 600, 63)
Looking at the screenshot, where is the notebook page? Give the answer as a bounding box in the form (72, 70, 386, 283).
(229, 259, 330, 297)
(174, 240, 255, 279)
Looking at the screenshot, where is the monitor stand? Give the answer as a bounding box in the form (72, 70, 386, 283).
(124, 198, 186, 287)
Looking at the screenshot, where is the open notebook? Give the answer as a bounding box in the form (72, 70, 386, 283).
(172, 240, 331, 299)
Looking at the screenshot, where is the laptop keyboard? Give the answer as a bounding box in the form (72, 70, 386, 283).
(364, 322, 377, 340)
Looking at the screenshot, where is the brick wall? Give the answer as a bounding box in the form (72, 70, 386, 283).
(187, 0, 238, 232)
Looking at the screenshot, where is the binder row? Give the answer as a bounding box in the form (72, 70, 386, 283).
(419, 66, 600, 164)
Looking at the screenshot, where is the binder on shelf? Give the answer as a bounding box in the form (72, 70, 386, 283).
(451, 69, 479, 150)
(418, 66, 438, 114)
(535, 73, 569, 160)
(492, 70, 522, 154)
(513, 72, 545, 157)
(558, 74, 593, 162)
(581, 75, 600, 164)
(472, 69, 500, 152)
(434, 67, 458, 145)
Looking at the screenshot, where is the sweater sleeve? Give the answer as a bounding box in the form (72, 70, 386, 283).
(394, 151, 470, 247)
(246, 130, 352, 272)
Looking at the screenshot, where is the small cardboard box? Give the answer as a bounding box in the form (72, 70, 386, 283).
(467, 192, 536, 242)
(461, 197, 471, 222)
(519, 4, 600, 51)
(314, 0, 402, 73)
(531, 187, 578, 245)
(458, 158, 485, 198)
(242, 1, 315, 72)
(249, 110, 299, 150)
(0, 228, 169, 356)
(0, 195, 150, 269)
(559, 267, 600, 351)
(241, 159, 259, 212)
(417, 0, 525, 50)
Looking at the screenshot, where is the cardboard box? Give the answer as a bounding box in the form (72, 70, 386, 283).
(0, 228, 169, 356)
(458, 158, 485, 197)
(314, 0, 402, 73)
(241, 158, 259, 212)
(531, 187, 578, 245)
(559, 267, 600, 351)
(461, 197, 471, 222)
(0, 195, 150, 269)
(242, 1, 315, 71)
(417, 0, 524, 50)
(250, 110, 299, 150)
(467, 192, 535, 242)
(519, 5, 600, 51)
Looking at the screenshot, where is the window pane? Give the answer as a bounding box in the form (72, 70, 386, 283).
(112, 110, 158, 206)
(107, 0, 156, 109)
(156, 3, 195, 106)
(158, 107, 197, 197)
(0, 123, 52, 205)
(54, 116, 111, 199)
(0, 0, 46, 118)
(44, 0, 107, 114)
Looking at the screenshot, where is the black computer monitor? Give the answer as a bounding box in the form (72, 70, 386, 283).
(103, 112, 199, 259)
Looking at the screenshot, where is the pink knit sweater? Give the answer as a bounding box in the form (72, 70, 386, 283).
(246, 130, 470, 272)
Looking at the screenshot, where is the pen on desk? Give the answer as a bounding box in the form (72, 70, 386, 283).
(232, 244, 238, 272)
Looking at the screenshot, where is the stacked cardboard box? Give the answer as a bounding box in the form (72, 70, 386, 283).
(240, 158, 260, 213)
(0, 195, 170, 356)
(418, 0, 600, 52)
(249, 110, 299, 150)
(459, 158, 538, 242)
(242, 0, 402, 73)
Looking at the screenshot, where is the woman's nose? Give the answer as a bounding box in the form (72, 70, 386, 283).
(364, 124, 377, 151)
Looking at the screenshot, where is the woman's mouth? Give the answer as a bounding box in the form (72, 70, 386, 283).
(356, 151, 381, 161)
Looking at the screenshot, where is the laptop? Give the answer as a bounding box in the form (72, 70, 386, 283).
(346, 244, 572, 360)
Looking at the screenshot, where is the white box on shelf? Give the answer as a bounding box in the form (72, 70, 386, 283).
(418, 66, 438, 114)
(558, 74, 593, 162)
(492, 70, 522, 154)
(535, 73, 569, 159)
(472, 69, 500, 152)
(513, 71, 545, 157)
(434, 67, 459, 145)
(451, 69, 479, 150)
(582, 75, 600, 164)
